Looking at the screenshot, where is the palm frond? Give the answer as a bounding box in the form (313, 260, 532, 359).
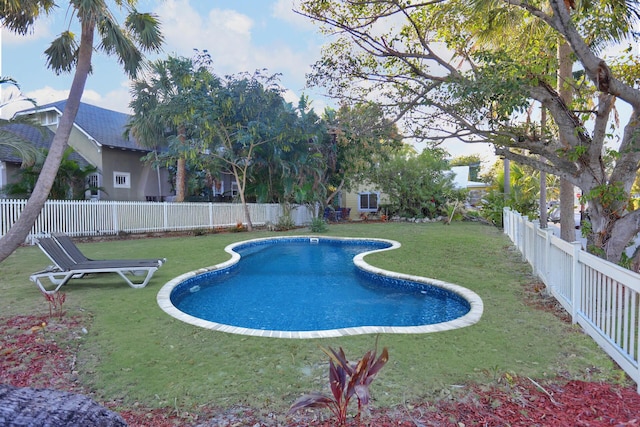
(44, 31, 79, 75)
(0, 0, 56, 34)
(126, 10, 164, 53)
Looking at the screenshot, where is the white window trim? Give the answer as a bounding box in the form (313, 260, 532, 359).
(113, 172, 131, 189)
(358, 191, 379, 212)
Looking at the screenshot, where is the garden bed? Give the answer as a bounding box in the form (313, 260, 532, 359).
(2, 302, 639, 426)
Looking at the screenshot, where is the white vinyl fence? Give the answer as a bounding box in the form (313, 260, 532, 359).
(503, 207, 640, 392)
(0, 199, 315, 244)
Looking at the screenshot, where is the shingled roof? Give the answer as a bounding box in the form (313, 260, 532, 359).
(16, 101, 149, 152)
(0, 122, 89, 167)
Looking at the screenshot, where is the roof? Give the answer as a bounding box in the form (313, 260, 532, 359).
(0, 122, 89, 167)
(16, 101, 149, 153)
(0, 123, 54, 163)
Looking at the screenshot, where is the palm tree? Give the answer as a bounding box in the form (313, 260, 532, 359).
(127, 55, 220, 202)
(0, 1, 163, 263)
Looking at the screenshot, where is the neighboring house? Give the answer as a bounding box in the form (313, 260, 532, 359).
(7, 101, 171, 201)
(211, 172, 239, 202)
(338, 166, 488, 220)
(340, 184, 388, 220)
(450, 165, 489, 206)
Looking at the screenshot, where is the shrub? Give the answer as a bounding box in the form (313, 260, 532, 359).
(309, 217, 328, 233)
(275, 215, 296, 231)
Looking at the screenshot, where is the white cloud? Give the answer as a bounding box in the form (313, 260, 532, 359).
(0, 85, 132, 119)
(153, 0, 255, 73)
(0, 16, 53, 46)
(272, 0, 317, 30)
(145, 0, 328, 105)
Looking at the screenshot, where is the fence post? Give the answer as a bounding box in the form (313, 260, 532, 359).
(543, 227, 552, 287)
(532, 220, 540, 275)
(112, 202, 119, 234)
(570, 241, 582, 323)
(503, 207, 510, 237)
(163, 202, 168, 232)
(520, 215, 528, 261)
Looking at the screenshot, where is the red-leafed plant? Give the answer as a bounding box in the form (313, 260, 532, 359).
(41, 290, 66, 318)
(288, 344, 389, 426)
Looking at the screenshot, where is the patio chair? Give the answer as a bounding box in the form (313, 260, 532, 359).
(51, 232, 165, 266)
(30, 237, 164, 294)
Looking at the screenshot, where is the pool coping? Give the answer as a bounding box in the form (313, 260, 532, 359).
(157, 235, 484, 339)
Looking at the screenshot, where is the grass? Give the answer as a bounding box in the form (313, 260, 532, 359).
(0, 221, 627, 414)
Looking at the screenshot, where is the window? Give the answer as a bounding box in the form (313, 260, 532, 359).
(40, 111, 59, 126)
(358, 192, 379, 212)
(87, 173, 100, 198)
(113, 172, 130, 189)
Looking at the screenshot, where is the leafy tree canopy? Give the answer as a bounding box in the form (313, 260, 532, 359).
(299, 0, 640, 267)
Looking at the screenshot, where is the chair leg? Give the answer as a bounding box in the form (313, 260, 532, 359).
(116, 268, 158, 289)
(30, 272, 74, 294)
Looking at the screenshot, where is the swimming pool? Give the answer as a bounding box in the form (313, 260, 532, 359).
(157, 236, 483, 339)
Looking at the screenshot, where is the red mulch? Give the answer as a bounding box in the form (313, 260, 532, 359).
(2, 295, 640, 426)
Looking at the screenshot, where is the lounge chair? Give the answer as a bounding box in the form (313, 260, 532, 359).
(51, 232, 165, 266)
(30, 237, 165, 294)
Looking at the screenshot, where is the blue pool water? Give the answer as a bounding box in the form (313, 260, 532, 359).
(170, 238, 471, 332)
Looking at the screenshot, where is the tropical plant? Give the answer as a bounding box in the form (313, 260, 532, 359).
(323, 102, 403, 210)
(309, 217, 328, 233)
(288, 345, 389, 426)
(0, 0, 163, 264)
(127, 52, 221, 202)
(371, 148, 456, 219)
(203, 71, 293, 231)
(3, 147, 101, 199)
(480, 190, 507, 227)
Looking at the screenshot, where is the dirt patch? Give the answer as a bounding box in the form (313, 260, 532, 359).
(521, 281, 573, 323)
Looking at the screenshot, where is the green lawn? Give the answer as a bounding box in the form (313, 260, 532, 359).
(0, 222, 626, 414)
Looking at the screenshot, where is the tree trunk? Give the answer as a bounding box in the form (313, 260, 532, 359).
(232, 165, 253, 232)
(558, 40, 576, 242)
(503, 158, 510, 197)
(175, 157, 186, 202)
(174, 125, 187, 202)
(539, 107, 548, 229)
(559, 178, 576, 241)
(539, 171, 548, 228)
(325, 178, 345, 210)
(0, 21, 94, 264)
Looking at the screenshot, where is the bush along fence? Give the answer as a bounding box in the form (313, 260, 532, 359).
(0, 199, 315, 244)
(503, 207, 640, 393)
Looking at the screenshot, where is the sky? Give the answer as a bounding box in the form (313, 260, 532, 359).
(0, 0, 494, 161)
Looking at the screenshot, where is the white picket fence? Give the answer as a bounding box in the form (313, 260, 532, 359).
(0, 199, 315, 244)
(503, 207, 640, 392)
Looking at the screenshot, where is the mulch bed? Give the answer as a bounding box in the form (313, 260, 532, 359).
(2, 284, 640, 426)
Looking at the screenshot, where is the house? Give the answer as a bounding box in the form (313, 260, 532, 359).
(3, 101, 171, 201)
(340, 185, 387, 220)
(336, 165, 488, 221)
(450, 165, 489, 206)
